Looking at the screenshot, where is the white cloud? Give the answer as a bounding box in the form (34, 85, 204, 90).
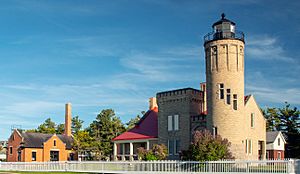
(246, 35, 296, 62)
(120, 46, 202, 82)
(246, 71, 300, 106)
(247, 85, 300, 105)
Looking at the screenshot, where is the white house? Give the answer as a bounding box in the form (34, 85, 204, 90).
(266, 131, 286, 160)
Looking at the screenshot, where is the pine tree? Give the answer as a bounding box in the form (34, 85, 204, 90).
(88, 109, 125, 159)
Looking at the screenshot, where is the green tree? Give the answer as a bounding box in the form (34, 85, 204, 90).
(181, 130, 233, 161)
(88, 109, 125, 159)
(37, 118, 56, 134)
(126, 111, 146, 130)
(264, 107, 281, 131)
(264, 102, 300, 133)
(278, 102, 300, 134)
(263, 102, 300, 158)
(56, 123, 65, 134)
(126, 115, 141, 130)
(26, 129, 38, 133)
(73, 130, 94, 159)
(72, 116, 84, 134)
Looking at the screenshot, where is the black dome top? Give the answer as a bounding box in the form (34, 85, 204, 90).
(212, 13, 235, 28)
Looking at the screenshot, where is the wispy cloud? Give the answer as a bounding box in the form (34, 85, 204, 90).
(246, 71, 300, 106)
(247, 85, 300, 106)
(246, 35, 296, 62)
(120, 46, 202, 82)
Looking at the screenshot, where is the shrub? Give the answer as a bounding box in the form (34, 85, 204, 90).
(181, 130, 234, 161)
(137, 144, 168, 161)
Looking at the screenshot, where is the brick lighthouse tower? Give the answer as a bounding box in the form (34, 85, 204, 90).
(204, 14, 246, 159)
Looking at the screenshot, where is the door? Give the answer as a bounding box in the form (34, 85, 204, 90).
(50, 151, 59, 161)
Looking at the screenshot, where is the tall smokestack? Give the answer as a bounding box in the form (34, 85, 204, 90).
(64, 103, 72, 136)
(149, 97, 157, 110)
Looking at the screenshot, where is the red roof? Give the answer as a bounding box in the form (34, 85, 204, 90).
(112, 107, 158, 141)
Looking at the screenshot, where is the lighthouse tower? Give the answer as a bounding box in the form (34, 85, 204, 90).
(204, 14, 246, 159)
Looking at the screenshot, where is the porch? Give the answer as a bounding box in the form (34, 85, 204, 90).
(113, 139, 153, 161)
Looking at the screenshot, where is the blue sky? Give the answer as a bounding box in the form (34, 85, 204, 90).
(0, 0, 299, 140)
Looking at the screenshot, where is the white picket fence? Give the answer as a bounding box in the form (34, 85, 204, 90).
(0, 159, 299, 174)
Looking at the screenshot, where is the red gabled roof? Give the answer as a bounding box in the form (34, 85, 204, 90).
(112, 107, 158, 141)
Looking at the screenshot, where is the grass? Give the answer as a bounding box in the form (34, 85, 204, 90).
(0, 172, 96, 174)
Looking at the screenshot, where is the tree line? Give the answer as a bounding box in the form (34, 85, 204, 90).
(25, 102, 300, 160)
(26, 109, 144, 160)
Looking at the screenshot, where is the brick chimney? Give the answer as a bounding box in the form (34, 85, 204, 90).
(149, 97, 157, 110)
(64, 103, 72, 136)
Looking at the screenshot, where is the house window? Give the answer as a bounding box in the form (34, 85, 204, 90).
(69, 153, 74, 161)
(248, 139, 252, 154)
(219, 84, 224, 99)
(233, 94, 238, 110)
(174, 115, 179, 131)
(277, 152, 281, 160)
(168, 116, 173, 131)
(175, 140, 180, 155)
(32, 151, 36, 161)
(54, 140, 56, 146)
(168, 115, 179, 131)
(226, 89, 231, 104)
(50, 151, 59, 161)
(17, 150, 21, 161)
(278, 138, 280, 146)
(266, 151, 269, 159)
(245, 140, 248, 153)
(168, 140, 173, 155)
(251, 113, 255, 128)
(9, 147, 12, 155)
(245, 139, 252, 154)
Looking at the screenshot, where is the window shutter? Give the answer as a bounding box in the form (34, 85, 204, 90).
(174, 115, 179, 130)
(168, 116, 173, 131)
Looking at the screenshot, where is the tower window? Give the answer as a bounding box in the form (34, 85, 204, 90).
(240, 46, 243, 54)
(250, 113, 254, 127)
(212, 46, 218, 71)
(54, 140, 56, 146)
(233, 94, 238, 110)
(226, 89, 231, 104)
(219, 84, 224, 99)
(278, 138, 280, 146)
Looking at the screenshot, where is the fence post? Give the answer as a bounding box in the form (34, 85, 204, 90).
(288, 159, 295, 174)
(246, 161, 249, 173)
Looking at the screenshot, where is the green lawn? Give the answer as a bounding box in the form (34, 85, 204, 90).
(0, 172, 96, 174)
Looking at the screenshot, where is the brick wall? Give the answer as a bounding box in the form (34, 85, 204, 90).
(6, 130, 22, 162)
(43, 135, 68, 161)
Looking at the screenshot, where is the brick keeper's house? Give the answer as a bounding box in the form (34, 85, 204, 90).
(6, 103, 77, 162)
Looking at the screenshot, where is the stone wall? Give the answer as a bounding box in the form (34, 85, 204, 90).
(157, 88, 202, 160)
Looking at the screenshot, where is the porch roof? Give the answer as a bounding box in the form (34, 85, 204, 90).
(113, 107, 158, 141)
